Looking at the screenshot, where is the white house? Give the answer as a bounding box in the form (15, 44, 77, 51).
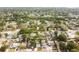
(66, 30, 76, 39)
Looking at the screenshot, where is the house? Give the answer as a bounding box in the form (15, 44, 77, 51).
(66, 30, 76, 39)
(0, 29, 20, 39)
(10, 43, 20, 48)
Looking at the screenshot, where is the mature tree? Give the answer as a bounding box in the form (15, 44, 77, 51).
(67, 41, 77, 51)
(57, 32, 67, 42)
(53, 31, 58, 40)
(59, 41, 67, 52)
(19, 28, 33, 34)
(0, 44, 8, 52)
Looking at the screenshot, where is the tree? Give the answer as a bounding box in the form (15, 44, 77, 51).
(30, 38, 36, 48)
(21, 34, 26, 42)
(76, 31, 79, 35)
(60, 24, 68, 31)
(19, 43, 26, 49)
(67, 41, 77, 51)
(19, 28, 34, 42)
(19, 28, 33, 34)
(32, 35, 44, 48)
(53, 31, 58, 40)
(59, 41, 67, 52)
(57, 33, 67, 42)
(0, 44, 8, 52)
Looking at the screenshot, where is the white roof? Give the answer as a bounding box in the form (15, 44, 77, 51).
(67, 30, 76, 38)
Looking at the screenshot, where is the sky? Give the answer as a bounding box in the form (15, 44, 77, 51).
(0, 0, 79, 7)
